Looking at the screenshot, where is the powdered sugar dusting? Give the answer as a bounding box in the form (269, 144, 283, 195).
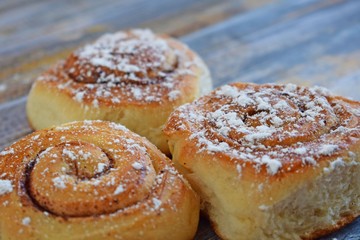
(97, 163, 107, 173)
(52, 176, 67, 189)
(45, 28, 206, 108)
(132, 162, 143, 170)
(216, 85, 243, 99)
(22, 217, 31, 226)
(260, 155, 282, 175)
(114, 184, 124, 195)
(109, 122, 128, 131)
(74, 91, 85, 102)
(1, 120, 188, 222)
(0, 148, 14, 156)
(152, 197, 162, 210)
(62, 149, 76, 160)
(0, 179, 13, 195)
(76, 29, 170, 74)
(168, 90, 181, 101)
(294, 147, 307, 155)
(319, 144, 339, 156)
(166, 83, 360, 177)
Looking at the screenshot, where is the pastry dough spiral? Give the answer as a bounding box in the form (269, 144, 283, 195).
(164, 82, 360, 240)
(0, 121, 199, 240)
(26, 29, 212, 154)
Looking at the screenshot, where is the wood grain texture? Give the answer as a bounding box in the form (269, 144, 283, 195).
(0, 0, 360, 239)
(0, 0, 271, 103)
(184, 0, 360, 100)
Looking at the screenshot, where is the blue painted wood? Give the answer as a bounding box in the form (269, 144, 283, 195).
(0, 0, 359, 239)
(183, 0, 360, 100)
(0, 0, 249, 103)
(320, 217, 360, 240)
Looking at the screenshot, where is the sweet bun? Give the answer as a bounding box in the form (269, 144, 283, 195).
(26, 29, 212, 154)
(164, 82, 360, 239)
(0, 120, 200, 240)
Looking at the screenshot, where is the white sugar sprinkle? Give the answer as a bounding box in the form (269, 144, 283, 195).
(114, 184, 124, 195)
(52, 176, 67, 189)
(132, 162, 143, 170)
(131, 88, 142, 100)
(22, 217, 31, 226)
(271, 116, 283, 127)
(236, 93, 255, 107)
(0, 179, 13, 195)
(111, 97, 120, 103)
(244, 132, 272, 143)
(62, 149, 76, 160)
(294, 147, 307, 155)
(273, 100, 289, 110)
(110, 122, 128, 131)
(152, 197, 162, 210)
(256, 96, 271, 110)
(32, 134, 40, 140)
(0, 148, 14, 156)
(304, 157, 317, 165)
(168, 90, 181, 100)
(261, 155, 282, 175)
(284, 83, 297, 92)
(97, 163, 107, 173)
(319, 144, 339, 155)
(258, 205, 269, 211)
(216, 85, 240, 98)
(74, 91, 85, 102)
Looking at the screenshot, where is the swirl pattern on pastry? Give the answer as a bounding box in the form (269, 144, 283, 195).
(164, 82, 360, 239)
(0, 121, 199, 240)
(165, 83, 359, 175)
(26, 29, 212, 154)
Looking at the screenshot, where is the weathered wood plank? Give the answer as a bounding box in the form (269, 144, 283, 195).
(0, 0, 360, 239)
(0, 0, 273, 103)
(0, 96, 30, 148)
(184, 0, 360, 100)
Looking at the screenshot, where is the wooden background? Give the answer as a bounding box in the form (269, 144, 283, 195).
(0, 0, 359, 239)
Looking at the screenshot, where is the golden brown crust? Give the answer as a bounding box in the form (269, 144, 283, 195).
(164, 82, 360, 239)
(302, 213, 360, 239)
(26, 29, 212, 154)
(0, 120, 200, 240)
(208, 212, 359, 240)
(38, 31, 203, 107)
(164, 82, 360, 179)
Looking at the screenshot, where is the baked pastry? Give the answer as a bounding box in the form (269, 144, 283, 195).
(0, 120, 199, 240)
(163, 82, 360, 240)
(26, 29, 212, 154)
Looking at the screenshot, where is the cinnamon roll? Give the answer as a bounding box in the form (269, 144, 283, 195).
(26, 29, 212, 154)
(0, 120, 199, 240)
(163, 82, 360, 240)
